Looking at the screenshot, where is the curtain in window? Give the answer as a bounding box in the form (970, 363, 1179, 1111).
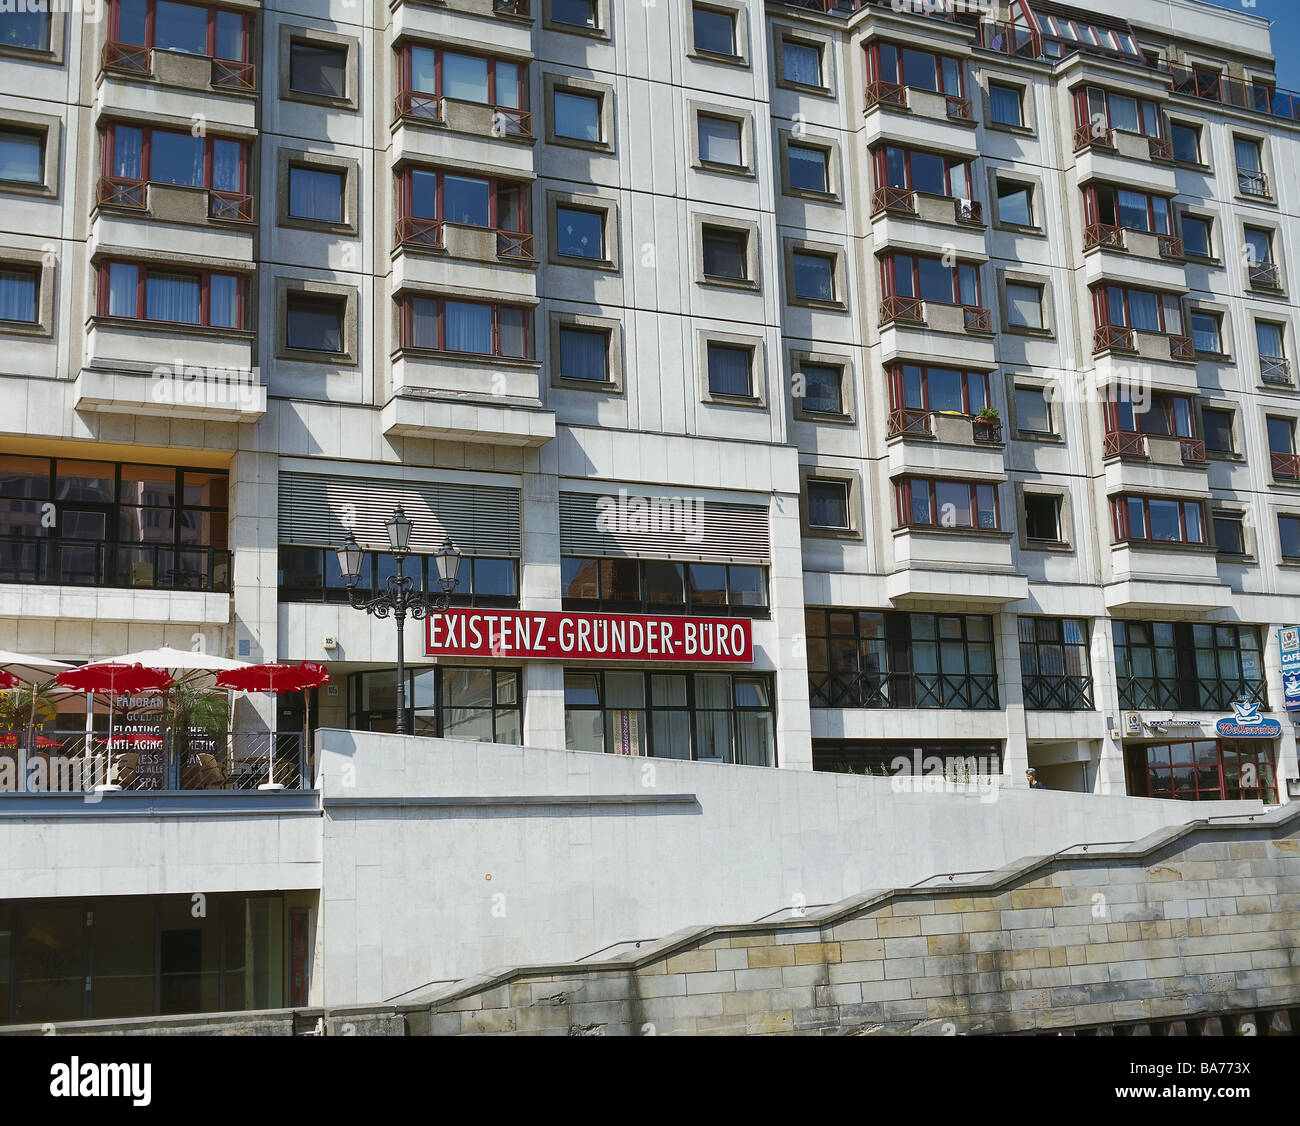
(794, 255, 833, 301)
(926, 369, 963, 413)
(498, 307, 528, 358)
(146, 272, 201, 323)
(783, 42, 820, 87)
(408, 297, 438, 349)
(107, 263, 138, 317)
(209, 274, 238, 328)
(1128, 290, 1161, 332)
(290, 167, 341, 222)
(935, 481, 972, 527)
(697, 115, 740, 164)
(445, 301, 492, 353)
(409, 46, 437, 93)
(560, 327, 606, 381)
(111, 126, 143, 180)
(1117, 190, 1149, 231)
(211, 140, 241, 193)
(151, 131, 204, 187)
(0, 270, 37, 322)
(707, 344, 750, 397)
(443, 53, 489, 103)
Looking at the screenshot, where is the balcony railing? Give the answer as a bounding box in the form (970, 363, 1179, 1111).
(102, 40, 150, 74)
(1271, 451, 1300, 480)
(1084, 223, 1123, 251)
(1168, 334, 1195, 360)
(1260, 356, 1292, 385)
(1249, 262, 1281, 290)
(1023, 674, 1094, 711)
(492, 105, 533, 138)
(96, 175, 147, 210)
(1237, 167, 1269, 197)
(962, 305, 992, 333)
(0, 537, 231, 592)
(809, 670, 999, 710)
(0, 730, 308, 793)
(1148, 136, 1174, 162)
(395, 216, 446, 249)
(954, 198, 982, 225)
(212, 57, 255, 90)
(945, 95, 973, 121)
(1117, 676, 1267, 712)
(1074, 123, 1115, 151)
(1094, 324, 1135, 352)
(880, 294, 924, 325)
(865, 80, 907, 109)
(972, 417, 1002, 443)
(209, 189, 254, 222)
(492, 0, 531, 15)
(885, 409, 1000, 444)
(887, 407, 931, 437)
(1180, 437, 1207, 463)
(872, 185, 916, 215)
(1157, 233, 1184, 260)
(1104, 430, 1146, 458)
(395, 90, 443, 124)
(497, 229, 535, 259)
(1166, 64, 1300, 125)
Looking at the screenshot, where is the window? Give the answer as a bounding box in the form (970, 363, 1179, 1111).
(1245, 226, 1274, 264)
(285, 294, 343, 352)
(287, 165, 342, 224)
(781, 39, 822, 87)
(1257, 321, 1289, 383)
(1280, 515, 1300, 559)
(1214, 513, 1245, 555)
(283, 551, 518, 607)
(0, 128, 43, 184)
(787, 143, 829, 193)
(551, 0, 598, 30)
(401, 45, 525, 115)
(558, 325, 609, 382)
(555, 205, 605, 260)
(553, 89, 602, 143)
(288, 39, 346, 98)
(988, 82, 1023, 126)
(874, 145, 972, 200)
(1169, 120, 1201, 164)
(705, 342, 753, 398)
(1190, 311, 1222, 355)
(1084, 185, 1172, 235)
(792, 250, 835, 302)
(1075, 86, 1163, 138)
(97, 261, 244, 328)
(1113, 621, 1267, 713)
(0, 456, 230, 592)
(881, 253, 980, 306)
(1202, 409, 1233, 454)
(563, 670, 775, 766)
(110, 0, 250, 62)
(1105, 389, 1194, 439)
(897, 478, 999, 531)
(1267, 415, 1296, 461)
(1024, 494, 1062, 542)
(997, 180, 1033, 227)
(1018, 618, 1091, 710)
(1127, 740, 1276, 805)
(798, 363, 843, 416)
(1180, 214, 1211, 258)
(1, 7, 50, 51)
(867, 42, 963, 97)
(400, 168, 529, 235)
(350, 666, 521, 742)
(1093, 285, 1180, 334)
(103, 123, 247, 195)
(1111, 495, 1205, 544)
(562, 557, 767, 617)
(692, 5, 736, 57)
(0, 268, 38, 323)
(697, 113, 743, 167)
(889, 364, 988, 416)
(402, 296, 530, 358)
(1006, 282, 1043, 329)
(1015, 385, 1051, 434)
(807, 479, 850, 529)
(1234, 136, 1267, 196)
(701, 225, 749, 281)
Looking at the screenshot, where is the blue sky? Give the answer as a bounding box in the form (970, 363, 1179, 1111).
(1194, 0, 1300, 90)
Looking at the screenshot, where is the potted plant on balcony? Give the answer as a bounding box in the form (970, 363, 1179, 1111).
(973, 406, 1001, 442)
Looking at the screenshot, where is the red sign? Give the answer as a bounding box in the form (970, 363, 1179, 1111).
(425, 609, 753, 663)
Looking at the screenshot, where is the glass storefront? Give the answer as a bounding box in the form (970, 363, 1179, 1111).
(1124, 739, 1278, 804)
(348, 666, 522, 742)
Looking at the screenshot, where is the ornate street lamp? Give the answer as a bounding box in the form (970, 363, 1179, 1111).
(336, 506, 462, 734)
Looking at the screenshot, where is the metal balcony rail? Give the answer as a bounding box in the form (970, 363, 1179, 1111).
(980, 21, 1040, 59)
(96, 175, 147, 210)
(209, 189, 254, 222)
(872, 185, 916, 215)
(1022, 675, 1094, 712)
(864, 80, 907, 109)
(946, 95, 973, 121)
(954, 198, 983, 225)
(1116, 676, 1267, 712)
(808, 670, 999, 710)
(972, 416, 1003, 444)
(1103, 430, 1146, 458)
(1271, 451, 1300, 480)
(212, 57, 255, 90)
(887, 407, 932, 437)
(492, 0, 531, 15)
(1168, 333, 1196, 360)
(1074, 123, 1115, 152)
(102, 40, 150, 74)
(496, 229, 535, 259)
(395, 216, 446, 249)
(1148, 136, 1174, 162)
(1260, 356, 1292, 385)
(394, 90, 443, 124)
(1166, 64, 1300, 124)
(1180, 437, 1207, 464)
(880, 294, 924, 325)
(1093, 324, 1136, 353)
(1084, 222, 1124, 250)
(963, 305, 992, 333)
(492, 105, 533, 138)
(0, 731, 308, 793)
(1236, 167, 1269, 197)
(1249, 261, 1281, 290)
(1157, 233, 1184, 260)
(0, 536, 232, 593)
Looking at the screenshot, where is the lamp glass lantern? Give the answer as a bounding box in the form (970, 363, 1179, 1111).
(434, 538, 463, 594)
(336, 534, 364, 587)
(386, 505, 414, 554)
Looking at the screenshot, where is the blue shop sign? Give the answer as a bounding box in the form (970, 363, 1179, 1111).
(1215, 700, 1282, 740)
(1280, 627, 1300, 712)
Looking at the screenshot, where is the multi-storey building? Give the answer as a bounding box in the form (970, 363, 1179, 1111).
(2, 0, 1299, 1023)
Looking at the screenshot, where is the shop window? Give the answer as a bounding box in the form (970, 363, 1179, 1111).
(278, 548, 518, 606)
(349, 665, 521, 741)
(1018, 617, 1091, 709)
(1112, 621, 1266, 711)
(560, 556, 767, 617)
(812, 740, 1002, 777)
(1126, 740, 1277, 804)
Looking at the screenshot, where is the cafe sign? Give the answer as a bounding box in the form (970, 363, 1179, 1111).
(1215, 700, 1281, 740)
(1280, 627, 1300, 712)
(426, 609, 753, 663)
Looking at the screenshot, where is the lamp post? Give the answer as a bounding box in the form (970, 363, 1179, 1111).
(335, 506, 462, 734)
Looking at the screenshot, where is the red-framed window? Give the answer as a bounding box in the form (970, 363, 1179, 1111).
(399, 295, 531, 358)
(895, 478, 999, 531)
(888, 363, 989, 415)
(108, 0, 250, 61)
(880, 253, 981, 306)
(1110, 494, 1205, 544)
(1083, 184, 1172, 235)
(399, 42, 526, 110)
(1092, 284, 1181, 334)
(397, 166, 529, 232)
(1104, 389, 1194, 438)
(1073, 85, 1163, 137)
(95, 259, 246, 329)
(873, 145, 972, 200)
(101, 122, 249, 194)
(1128, 740, 1277, 803)
(866, 41, 964, 96)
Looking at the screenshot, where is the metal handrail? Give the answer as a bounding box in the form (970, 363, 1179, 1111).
(865, 80, 907, 109)
(1074, 123, 1114, 151)
(1084, 223, 1124, 250)
(0, 536, 231, 592)
(871, 185, 916, 215)
(394, 90, 443, 124)
(1103, 430, 1146, 458)
(96, 175, 147, 209)
(1094, 324, 1136, 353)
(879, 295, 924, 325)
(212, 57, 255, 90)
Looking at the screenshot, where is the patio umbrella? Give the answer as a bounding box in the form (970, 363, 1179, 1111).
(0, 650, 75, 733)
(213, 663, 330, 790)
(0, 671, 19, 690)
(55, 663, 174, 791)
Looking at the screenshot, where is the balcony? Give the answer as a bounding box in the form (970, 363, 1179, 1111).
(1074, 124, 1114, 152)
(887, 409, 1001, 445)
(1248, 262, 1282, 291)
(95, 176, 255, 225)
(808, 670, 998, 711)
(1116, 676, 1267, 713)
(1082, 226, 1187, 289)
(1, 537, 231, 593)
(1166, 64, 1300, 125)
(381, 391, 554, 447)
(880, 299, 996, 368)
(101, 40, 257, 93)
(1237, 167, 1270, 198)
(1270, 451, 1300, 481)
(1148, 137, 1174, 162)
(862, 83, 979, 155)
(1106, 542, 1231, 612)
(1072, 133, 1178, 196)
(394, 90, 533, 140)
(86, 319, 255, 380)
(1023, 675, 1094, 711)
(73, 367, 266, 423)
(870, 191, 986, 258)
(394, 219, 537, 264)
(886, 410, 1006, 479)
(1260, 356, 1292, 385)
(1093, 325, 1195, 363)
